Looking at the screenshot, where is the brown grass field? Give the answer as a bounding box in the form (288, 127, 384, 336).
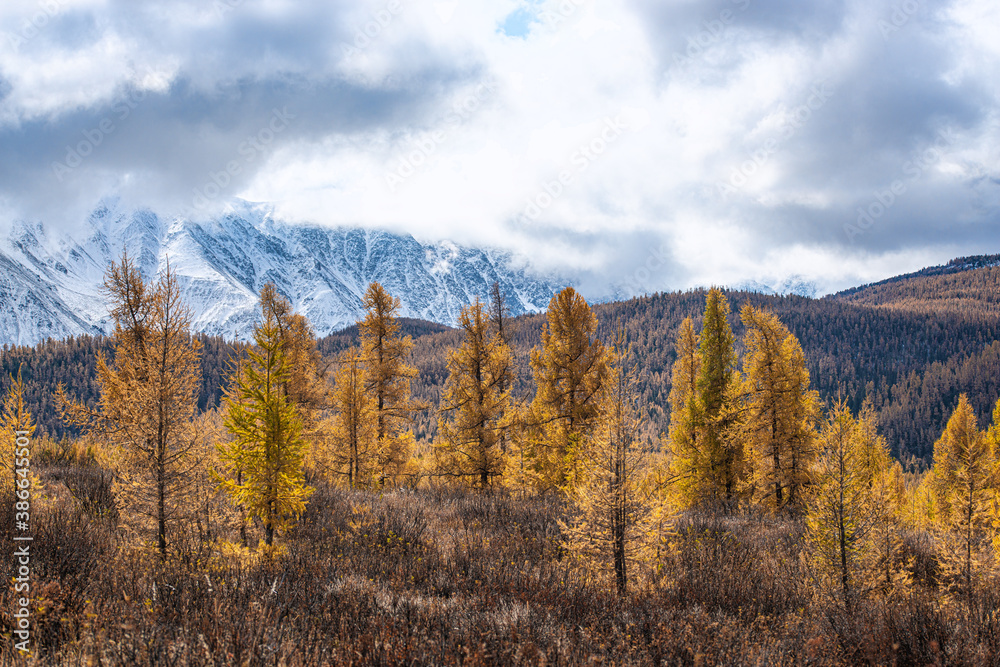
(2, 458, 999, 666)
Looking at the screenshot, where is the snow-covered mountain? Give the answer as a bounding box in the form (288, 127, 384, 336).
(733, 275, 820, 299)
(0, 200, 565, 345)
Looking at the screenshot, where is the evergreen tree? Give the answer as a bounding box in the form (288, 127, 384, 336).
(738, 304, 820, 512)
(562, 328, 649, 595)
(695, 289, 742, 504)
(217, 290, 312, 547)
(527, 287, 608, 492)
(435, 299, 514, 489)
(930, 394, 994, 596)
(59, 257, 202, 557)
(360, 282, 421, 485)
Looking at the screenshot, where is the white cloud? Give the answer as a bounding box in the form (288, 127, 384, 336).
(0, 0, 998, 296)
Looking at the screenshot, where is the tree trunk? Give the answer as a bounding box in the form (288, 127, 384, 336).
(158, 480, 167, 558)
(772, 413, 783, 507)
(157, 447, 167, 558)
(613, 455, 627, 597)
(839, 514, 850, 611)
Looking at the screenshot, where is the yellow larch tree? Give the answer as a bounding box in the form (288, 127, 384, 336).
(217, 288, 312, 547)
(904, 468, 939, 529)
(360, 282, 421, 485)
(325, 347, 379, 489)
(665, 317, 702, 507)
(988, 398, 1000, 463)
(434, 299, 515, 489)
(737, 303, 820, 513)
(58, 255, 202, 558)
(862, 414, 908, 594)
(256, 285, 330, 480)
(259, 284, 327, 427)
(527, 287, 608, 493)
(806, 401, 899, 610)
(562, 328, 650, 596)
(871, 462, 911, 593)
(188, 406, 236, 546)
(2, 367, 35, 496)
(989, 398, 1000, 558)
(929, 394, 995, 598)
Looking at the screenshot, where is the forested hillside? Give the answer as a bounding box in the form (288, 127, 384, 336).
(0, 320, 449, 439)
(833, 259, 1000, 317)
(396, 273, 1000, 462)
(3, 262, 999, 463)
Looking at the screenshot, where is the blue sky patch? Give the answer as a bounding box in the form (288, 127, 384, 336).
(499, 5, 540, 38)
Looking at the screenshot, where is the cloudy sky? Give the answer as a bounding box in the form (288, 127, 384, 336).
(1, 0, 998, 297)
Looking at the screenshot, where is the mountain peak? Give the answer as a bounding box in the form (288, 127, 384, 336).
(0, 205, 563, 345)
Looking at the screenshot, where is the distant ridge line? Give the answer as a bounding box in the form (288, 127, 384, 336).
(829, 254, 1000, 299)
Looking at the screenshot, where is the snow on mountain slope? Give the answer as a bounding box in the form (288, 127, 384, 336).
(733, 275, 820, 299)
(0, 200, 564, 344)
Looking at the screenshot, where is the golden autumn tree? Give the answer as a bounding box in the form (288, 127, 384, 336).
(695, 289, 742, 504)
(929, 394, 995, 597)
(869, 458, 909, 592)
(2, 367, 35, 495)
(188, 406, 236, 545)
(666, 317, 701, 506)
(256, 284, 329, 480)
(562, 328, 650, 596)
(435, 299, 515, 489)
(806, 401, 898, 610)
(360, 282, 421, 485)
(904, 469, 939, 529)
(642, 456, 679, 572)
(988, 398, 1000, 557)
(527, 287, 608, 492)
(988, 398, 1000, 462)
(259, 284, 327, 429)
(737, 304, 820, 513)
(59, 255, 202, 558)
(217, 289, 312, 547)
(324, 347, 379, 488)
